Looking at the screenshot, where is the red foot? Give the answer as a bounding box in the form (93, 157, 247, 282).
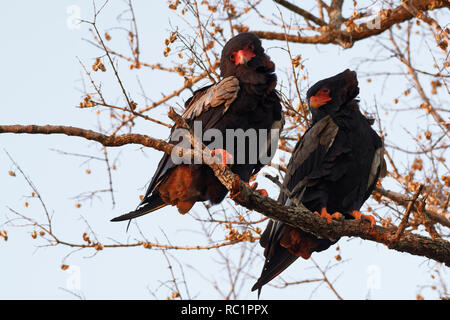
(231, 177, 268, 199)
(211, 149, 233, 166)
(314, 207, 343, 224)
(349, 210, 376, 228)
(256, 189, 268, 197)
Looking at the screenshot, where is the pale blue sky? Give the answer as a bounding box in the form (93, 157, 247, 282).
(0, 1, 447, 299)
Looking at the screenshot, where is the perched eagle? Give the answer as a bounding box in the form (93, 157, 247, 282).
(252, 69, 386, 293)
(112, 32, 283, 222)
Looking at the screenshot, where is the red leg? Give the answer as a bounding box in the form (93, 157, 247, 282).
(349, 210, 376, 228)
(313, 207, 343, 224)
(210, 149, 233, 167)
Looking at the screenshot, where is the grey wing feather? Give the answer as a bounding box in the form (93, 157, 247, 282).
(182, 76, 240, 120)
(260, 116, 339, 262)
(367, 146, 386, 190)
(279, 115, 339, 204)
(258, 113, 285, 167)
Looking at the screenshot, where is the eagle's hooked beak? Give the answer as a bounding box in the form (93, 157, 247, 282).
(309, 89, 332, 108)
(233, 45, 256, 65)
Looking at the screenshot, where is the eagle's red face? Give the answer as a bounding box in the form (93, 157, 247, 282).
(309, 88, 332, 108)
(231, 44, 256, 65)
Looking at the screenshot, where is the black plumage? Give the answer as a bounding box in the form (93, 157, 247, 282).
(252, 69, 386, 293)
(111, 32, 283, 222)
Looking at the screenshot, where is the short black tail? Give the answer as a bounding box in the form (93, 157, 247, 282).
(252, 222, 335, 296)
(111, 193, 166, 222)
(251, 245, 298, 297)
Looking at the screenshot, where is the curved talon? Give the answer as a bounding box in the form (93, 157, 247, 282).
(350, 210, 376, 228)
(314, 207, 343, 224)
(211, 149, 233, 167)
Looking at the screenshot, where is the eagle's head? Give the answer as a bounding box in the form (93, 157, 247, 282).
(220, 32, 276, 87)
(307, 69, 359, 122)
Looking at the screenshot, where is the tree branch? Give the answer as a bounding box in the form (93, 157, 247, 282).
(228, 182, 450, 266)
(393, 184, 424, 242)
(253, 0, 449, 48)
(1, 121, 449, 266)
(374, 186, 450, 229)
(0, 124, 174, 153)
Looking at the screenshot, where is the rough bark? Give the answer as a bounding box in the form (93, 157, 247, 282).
(253, 0, 449, 48)
(1, 122, 449, 266)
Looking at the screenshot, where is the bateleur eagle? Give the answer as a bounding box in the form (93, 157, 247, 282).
(252, 69, 386, 293)
(111, 32, 283, 222)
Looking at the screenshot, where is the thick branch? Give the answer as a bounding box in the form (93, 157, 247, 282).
(254, 0, 449, 48)
(274, 0, 326, 27)
(1, 123, 449, 266)
(374, 187, 450, 229)
(228, 183, 450, 266)
(0, 124, 174, 154)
